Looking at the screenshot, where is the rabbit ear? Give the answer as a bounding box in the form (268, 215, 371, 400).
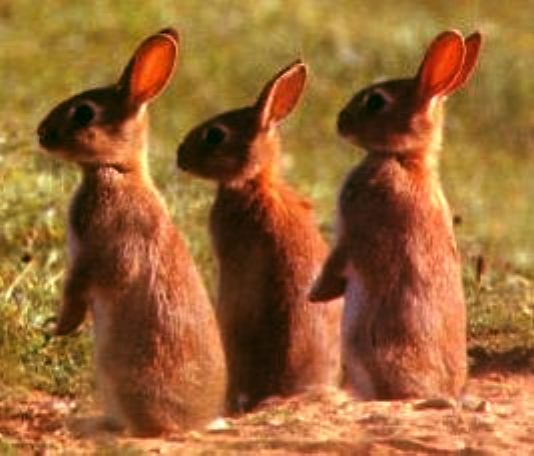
(416, 30, 466, 102)
(256, 60, 308, 128)
(442, 32, 482, 96)
(157, 27, 180, 42)
(118, 30, 179, 107)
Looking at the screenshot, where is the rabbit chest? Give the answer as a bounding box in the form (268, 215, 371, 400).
(69, 171, 156, 276)
(68, 171, 164, 322)
(67, 174, 125, 341)
(337, 158, 458, 312)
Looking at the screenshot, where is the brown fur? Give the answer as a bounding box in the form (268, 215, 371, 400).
(37, 29, 226, 436)
(310, 31, 482, 400)
(178, 61, 342, 413)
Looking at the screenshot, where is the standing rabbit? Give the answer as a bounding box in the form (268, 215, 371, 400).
(37, 29, 226, 436)
(311, 31, 482, 400)
(177, 61, 342, 413)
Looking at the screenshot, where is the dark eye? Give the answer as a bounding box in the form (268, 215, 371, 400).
(203, 126, 226, 146)
(71, 103, 95, 127)
(364, 92, 386, 113)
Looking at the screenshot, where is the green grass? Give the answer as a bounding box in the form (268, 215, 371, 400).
(0, 439, 16, 456)
(0, 0, 533, 396)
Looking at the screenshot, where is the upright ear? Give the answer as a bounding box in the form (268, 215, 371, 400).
(416, 30, 466, 102)
(118, 29, 179, 107)
(442, 31, 482, 96)
(157, 27, 179, 42)
(256, 60, 308, 129)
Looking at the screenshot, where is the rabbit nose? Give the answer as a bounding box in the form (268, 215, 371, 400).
(37, 124, 59, 148)
(37, 123, 47, 139)
(176, 144, 189, 170)
(337, 109, 353, 135)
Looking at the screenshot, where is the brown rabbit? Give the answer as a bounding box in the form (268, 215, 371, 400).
(37, 29, 226, 436)
(177, 61, 342, 413)
(310, 31, 482, 400)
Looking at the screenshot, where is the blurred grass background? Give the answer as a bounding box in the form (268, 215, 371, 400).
(0, 0, 532, 396)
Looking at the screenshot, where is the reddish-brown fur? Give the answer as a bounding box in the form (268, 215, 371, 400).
(310, 31, 482, 400)
(178, 62, 342, 413)
(37, 29, 226, 436)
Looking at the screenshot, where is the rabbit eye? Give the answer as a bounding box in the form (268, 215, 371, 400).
(71, 103, 95, 127)
(363, 92, 387, 113)
(203, 126, 226, 146)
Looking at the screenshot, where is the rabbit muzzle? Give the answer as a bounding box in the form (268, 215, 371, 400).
(337, 108, 355, 138)
(176, 142, 191, 171)
(37, 122, 61, 150)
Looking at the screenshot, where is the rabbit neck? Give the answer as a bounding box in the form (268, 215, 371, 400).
(221, 163, 281, 193)
(366, 144, 448, 214)
(218, 165, 283, 202)
(368, 138, 442, 176)
(81, 158, 151, 187)
(79, 109, 152, 183)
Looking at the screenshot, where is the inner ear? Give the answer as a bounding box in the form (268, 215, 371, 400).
(416, 31, 466, 102)
(256, 61, 308, 128)
(443, 32, 482, 96)
(119, 32, 178, 107)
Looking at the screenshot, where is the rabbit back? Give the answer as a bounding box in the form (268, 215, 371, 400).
(212, 181, 342, 412)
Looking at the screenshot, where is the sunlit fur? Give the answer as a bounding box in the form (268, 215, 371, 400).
(178, 62, 343, 414)
(312, 31, 481, 400)
(37, 30, 226, 436)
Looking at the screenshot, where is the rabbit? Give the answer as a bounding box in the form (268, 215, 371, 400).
(310, 30, 482, 400)
(177, 61, 343, 413)
(37, 28, 227, 436)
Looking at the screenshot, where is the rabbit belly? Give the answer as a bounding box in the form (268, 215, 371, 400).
(89, 292, 127, 426)
(342, 264, 376, 399)
(90, 291, 112, 363)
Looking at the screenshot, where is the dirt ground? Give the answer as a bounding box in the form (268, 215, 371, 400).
(1, 351, 533, 455)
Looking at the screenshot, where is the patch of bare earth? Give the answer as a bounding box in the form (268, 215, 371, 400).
(1, 357, 533, 455)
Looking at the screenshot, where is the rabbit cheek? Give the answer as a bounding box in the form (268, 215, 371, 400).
(208, 153, 242, 181)
(56, 129, 96, 162)
(73, 127, 123, 164)
(72, 128, 94, 149)
(188, 145, 243, 182)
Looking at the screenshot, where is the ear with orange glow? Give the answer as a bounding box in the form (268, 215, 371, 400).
(119, 30, 179, 107)
(443, 32, 482, 96)
(256, 60, 308, 128)
(416, 30, 466, 102)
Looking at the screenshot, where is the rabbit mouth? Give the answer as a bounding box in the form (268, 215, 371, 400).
(337, 109, 355, 138)
(176, 143, 191, 171)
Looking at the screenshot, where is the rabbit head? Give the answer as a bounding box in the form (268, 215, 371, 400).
(37, 29, 179, 171)
(177, 60, 308, 184)
(337, 31, 482, 156)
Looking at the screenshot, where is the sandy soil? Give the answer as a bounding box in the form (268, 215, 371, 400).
(1, 358, 533, 455)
